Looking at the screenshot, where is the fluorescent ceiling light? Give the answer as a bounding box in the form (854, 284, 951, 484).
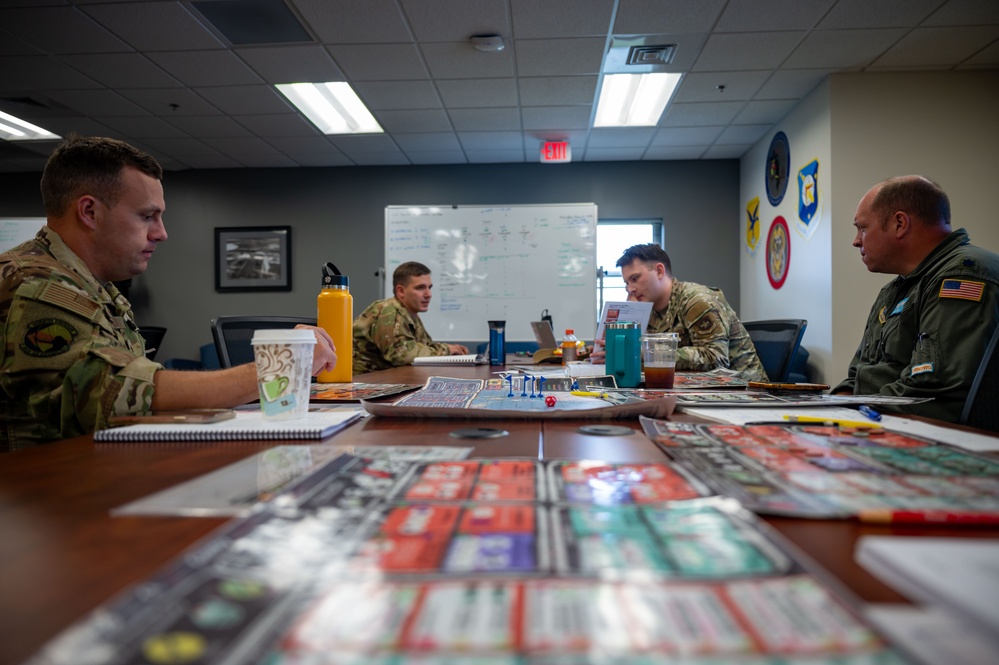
(0, 111, 61, 141)
(276, 82, 382, 135)
(594, 73, 682, 127)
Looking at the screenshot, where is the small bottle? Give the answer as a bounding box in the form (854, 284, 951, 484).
(317, 262, 352, 383)
(561, 329, 578, 364)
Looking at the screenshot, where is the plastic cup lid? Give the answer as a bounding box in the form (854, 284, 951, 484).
(250, 329, 316, 344)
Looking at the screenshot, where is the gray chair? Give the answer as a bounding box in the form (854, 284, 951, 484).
(743, 319, 807, 382)
(211, 316, 314, 368)
(960, 325, 999, 432)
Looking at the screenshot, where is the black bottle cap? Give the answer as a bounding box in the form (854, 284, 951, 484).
(322, 262, 348, 287)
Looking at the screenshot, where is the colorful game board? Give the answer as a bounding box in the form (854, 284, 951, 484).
(641, 417, 999, 518)
(309, 382, 419, 401)
(28, 454, 902, 664)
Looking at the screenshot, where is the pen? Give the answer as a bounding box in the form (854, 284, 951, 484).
(570, 390, 607, 397)
(783, 415, 882, 428)
(857, 405, 882, 422)
(858, 509, 999, 526)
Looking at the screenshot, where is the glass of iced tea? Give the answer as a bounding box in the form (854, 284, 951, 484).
(641, 333, 679, 389)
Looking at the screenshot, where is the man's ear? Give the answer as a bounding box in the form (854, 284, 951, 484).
(892, 211, 911, 239)
(77, 195, 99, 231)
(393, 283, 404, 299)
(654, 262, 666, 280)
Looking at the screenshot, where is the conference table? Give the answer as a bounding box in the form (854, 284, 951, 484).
(1, 362, 997, 665)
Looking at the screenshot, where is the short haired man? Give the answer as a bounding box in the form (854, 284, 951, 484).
(610, 243, 767, 381)
(833, 176, 999, 421)
(0, 136, 337, 451)
(353, 262, 469, 373)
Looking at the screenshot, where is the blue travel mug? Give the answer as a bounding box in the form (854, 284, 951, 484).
(605, 321, 642, 388)
(488, 320, 506, 365)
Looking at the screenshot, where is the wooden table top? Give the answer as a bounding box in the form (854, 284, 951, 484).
(1, 362, 996, 665)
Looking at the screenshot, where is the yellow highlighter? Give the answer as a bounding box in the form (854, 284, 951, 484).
(570, 390, 609, 398)
(783, 415, 882, 428)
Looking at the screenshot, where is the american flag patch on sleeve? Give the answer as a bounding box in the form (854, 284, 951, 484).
(939, 279, 985, 301)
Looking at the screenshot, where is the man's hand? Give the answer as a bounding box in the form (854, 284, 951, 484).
(447, 343, 469, 355)
(294, 324, 337, 375)
(589, 340, 606, 363)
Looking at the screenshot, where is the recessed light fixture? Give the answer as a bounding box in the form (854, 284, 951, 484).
(594, 73, 682, 127)
(276, 82, 383, 135)
(0, 111, 60, 141)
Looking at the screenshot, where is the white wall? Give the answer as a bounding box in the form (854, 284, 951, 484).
(740, 81, 833, 382)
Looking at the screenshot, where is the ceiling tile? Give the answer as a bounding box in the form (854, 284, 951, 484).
(961, 40, 999, 67)
(651, 126, 725, 146)
(167, 116, 255, 139)
(294, 0, 412, 43)
(394, 132, 462, 151)
(923, 0, 999, 26)
(449, 107, 522, 131)
(43, 89, 148, 116)
(515, 38, 606, 76)
(436, 78, 518, 108)
(613, 0, 725, 34)
(716, 124, 771, 144)
(327, 43, 430, 81)
(463, 149, 527, 162)
(93, 116, 190, 139)
(693, 32, 805, 71)
(511, 0, 615, 38)
(147, 51, 264, 87)
(233, 113, 319, 137)
(870, 27, 999, 68)
(587, 127, 656, 148)
(519, 76, 597, 106)
(399, 0, 511, 42)
(458, 131, 527, 150)
(65, 54, 182, 89)
(196, 85, 292, 115)
(0, 56, 101, 91)
(0, 6, 131, 55)
(521, 106, 592, 130)
(644, 145, 708, 159)
(421, 42, 515, 79)
(661, 101, 745, 126)
(118, 88, 222, 117)
(583, 147, 646, 161)
(733, 99, 797, 125)
(817, 0, 941, 29)
(755, 69, 830, 99)
(784, 29, 908, 69)
(702, 144, 749, 158)
(674, 71, 769, 102)
(407, 150, 469, 164)
(715, 0, 838, 32)
(82, 2, 225, 52)
(352, 80, 443, 110)
(376, 109, 454, 132)
(236, 45, 345, 83)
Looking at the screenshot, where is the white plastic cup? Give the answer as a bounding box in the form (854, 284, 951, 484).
(251, 329, 315, 419)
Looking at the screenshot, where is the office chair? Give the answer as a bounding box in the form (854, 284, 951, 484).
(960, 325, 999, 432)
(211, 316, 315, 368)
(742, 319, 807, 382)
(138, 326, 167, 362)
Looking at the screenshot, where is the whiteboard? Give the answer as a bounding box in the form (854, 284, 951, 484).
(385, 204, 597, 342)
(0, 218, 45, 253)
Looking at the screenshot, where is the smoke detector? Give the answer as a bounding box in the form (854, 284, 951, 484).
(470, 34, 505, 52)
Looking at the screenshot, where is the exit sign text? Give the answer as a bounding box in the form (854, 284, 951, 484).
(540, 141, 571, 163)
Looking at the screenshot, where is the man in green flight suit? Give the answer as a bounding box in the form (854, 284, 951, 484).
(353, 262, 469, 373)
(0, 136, 337, 451)
(833, 176, 999, 422)
(594, 243, 767, 381)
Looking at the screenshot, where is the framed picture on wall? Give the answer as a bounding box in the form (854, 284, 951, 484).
(215, 226, 292, 292)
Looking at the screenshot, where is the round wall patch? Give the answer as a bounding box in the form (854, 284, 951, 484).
(766, 216, 790, 290)
(765, 131, 790, 206)
(21, 318, 77, 357)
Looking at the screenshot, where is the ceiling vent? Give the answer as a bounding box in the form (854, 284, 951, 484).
(192, 0, 311, 45)
(626, 45, 676, 66)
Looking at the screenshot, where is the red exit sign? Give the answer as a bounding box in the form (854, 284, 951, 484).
(540, 141, 571, 163)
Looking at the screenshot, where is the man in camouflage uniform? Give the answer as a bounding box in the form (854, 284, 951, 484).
(353, 262, 469, 373)
(614, 244, 768, 381)
(833, 176, 999, 422)
(0, 136, 336, 451)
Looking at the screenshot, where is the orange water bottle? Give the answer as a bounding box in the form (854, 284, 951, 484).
(317, 261, 352, 383)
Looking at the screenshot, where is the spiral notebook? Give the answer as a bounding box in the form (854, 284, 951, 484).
(94, 408, 363, 443)
(412, 353, 487, 365)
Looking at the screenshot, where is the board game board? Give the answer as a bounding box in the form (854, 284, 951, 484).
(28, 454, 903, 664)
(309, 382, 419, 402)
(640, 417, 999, 519)
(362, 375, 677, 419)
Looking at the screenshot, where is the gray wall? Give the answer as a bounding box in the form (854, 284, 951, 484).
(1, 159, 740, 361)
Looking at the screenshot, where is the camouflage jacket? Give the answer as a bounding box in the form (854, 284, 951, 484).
(352, 297, 449, 373)
(648, 279, 768, 381)
(834, 229, 999, 422)
(0, 227, 161, 451)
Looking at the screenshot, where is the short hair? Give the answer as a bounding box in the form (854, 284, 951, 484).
(871, 176, 951, 227)
(393, 261, 432, 289)
(40, 135, 163, 217)
(616, 243, 672, 275)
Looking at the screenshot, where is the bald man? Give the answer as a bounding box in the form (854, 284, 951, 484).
(834, 176, 999, 421)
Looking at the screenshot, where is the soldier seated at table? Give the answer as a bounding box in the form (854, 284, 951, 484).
(352, 261, 468, 373)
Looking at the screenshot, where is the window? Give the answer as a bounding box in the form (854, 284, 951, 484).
(596, 220, 664, 315)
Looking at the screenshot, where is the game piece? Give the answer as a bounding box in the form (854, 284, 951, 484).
(545, 395, 557, 407)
